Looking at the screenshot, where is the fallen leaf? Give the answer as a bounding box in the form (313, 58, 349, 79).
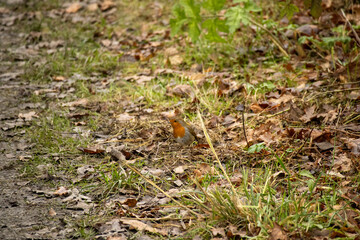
(117, 113, 135, 122)
(48, 208, 56, 216)
(164, 47, 178, 56)
(333, 154, 353, 173)
(18, 111, 38, 121)
(101, 39, 112, 47)
(222, 115, 236, 127)
(168, 54, 183, 65)
(269, 222, 288, 240)
(315, 141, 334, 151)
(343, 138, 360, 156)
(77, 165, 95, 176)
(300, 106, 316, 123)
(122, 198, 137, 207)
(53, 186, 70, 196)
(167, 84, 195, 99)
(174, 166, 186, 174)
(66, 2, 82, 13)
(87, 3, 98, 11)
(78, 147, 105, 154)
(120, 219, 167, 235)
(100, 0, 115, 11)
(250, 103, 265, 113)
(124, 75, 154, 85)
(211, 228, 226, 237)
(61, 98, 89, 107)
(194, 143, 210, 148)
(52, 75, 65, 81)
(296, 24, 319, 36)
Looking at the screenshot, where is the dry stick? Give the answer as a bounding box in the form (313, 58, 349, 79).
(248, 18, 289, 58)
(340, 9, 360, 47)
(307, 87, 360, 102)
(241, 110, 249, 148)
(109, 149, 202, 218)
(197, 110, 239, 199)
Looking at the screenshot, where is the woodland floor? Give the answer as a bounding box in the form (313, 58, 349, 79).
(1, 0, 360, 239)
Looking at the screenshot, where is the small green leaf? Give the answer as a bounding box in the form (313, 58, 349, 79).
(188, 20, 201, 42)
(202, 0, 226, 12)
(299, 170, 315, 180)
(180, 0, 200, 20)
(279, 2, 299, 20)
(172, 3, 186, 20)
(243, 1, 261, 12)
(214, 19, 229, 33)
(225, 6, 247, 33)
(247, 142, 266, 153)
(170, 18, 188, 36)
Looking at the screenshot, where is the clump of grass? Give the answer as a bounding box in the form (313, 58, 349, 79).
(181, 112, 346, 238)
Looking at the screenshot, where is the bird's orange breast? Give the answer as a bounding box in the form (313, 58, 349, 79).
(173, 124, 186, 138)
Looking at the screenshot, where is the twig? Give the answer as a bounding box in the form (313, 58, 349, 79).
(340, 9, 360, 47)
(328, 127, 360, 138)
(248, 18, 289, 58)
(266, 108, 290, 118)
(109, 149, 202, 218)
(197, 111, 239, 199)
(241, 110, 249, 148)
(313, 87, 360, 97)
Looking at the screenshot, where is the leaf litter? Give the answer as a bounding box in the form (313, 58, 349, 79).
(1, 0, 360, 239)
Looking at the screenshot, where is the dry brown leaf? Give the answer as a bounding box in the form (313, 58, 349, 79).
(300, 106, 316, 123)
(167, 84, 195, 99)
(211, 228, 226, 237)
(66, 3, 82, 13)
(250, 103, 265, 113)
(333, 154, 353, 173)
(168, 55, 183, 65)
(52, 75, 65, 81)
(174, 165, 187, 174)
(117, 113, 135, 122)
(78, 147, 105, 154)
(315, 141, 334, 151)
(120, 219, 167, 236)
(341, 138, 360, 156)
(196, 163, 213, 175)
(48, 208, 57, 216)
(62, 98, 89, 107)
(100, 39, 112, 47)
(164, 47, 178, 56)
(122, 198, 137, 207)
(100, 0, 115, 11)
(317, 109, 338, 124)
(53, 186, 70, 196)
(269, 94, 294, 105)
(296, 24, 319, 36)
(87, 3, 98, 11)
(18, 111, 38, 121)
(124, 75, 154, 85)
(269, 222, 288, 240)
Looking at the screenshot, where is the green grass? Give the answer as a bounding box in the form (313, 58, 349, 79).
(8, 0, 360, 238)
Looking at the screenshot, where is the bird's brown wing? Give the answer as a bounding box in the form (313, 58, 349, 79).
(187, 124, 199, 142)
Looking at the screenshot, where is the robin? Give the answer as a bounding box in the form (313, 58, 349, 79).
(169, 117, 198, 145)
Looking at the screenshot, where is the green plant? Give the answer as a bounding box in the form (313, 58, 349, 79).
(170, 0, 262, 43)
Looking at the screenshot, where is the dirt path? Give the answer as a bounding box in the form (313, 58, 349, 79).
(0, 6, 66, 239)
